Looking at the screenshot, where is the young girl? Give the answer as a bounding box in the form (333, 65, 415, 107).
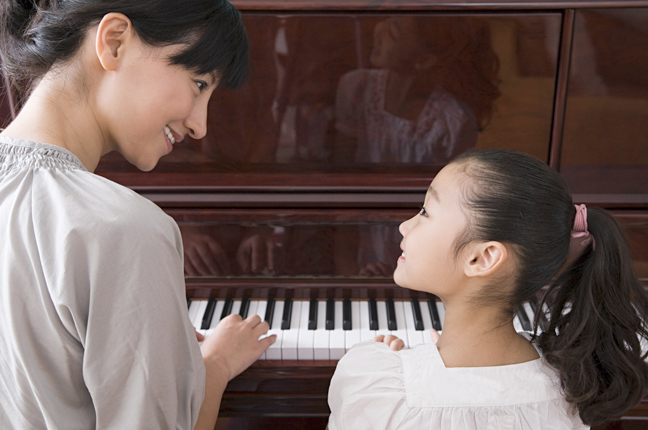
(328, 150, 648, 429)
(0, 1, 274, 429)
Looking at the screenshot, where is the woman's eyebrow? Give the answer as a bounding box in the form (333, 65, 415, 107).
(427, 185, 441, 203)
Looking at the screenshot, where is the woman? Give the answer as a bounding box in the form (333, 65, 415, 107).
(0, 1, 274, 429)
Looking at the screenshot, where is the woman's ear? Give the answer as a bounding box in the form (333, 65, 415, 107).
(463, 241, 508, 278)
(95, 13, 133, 72)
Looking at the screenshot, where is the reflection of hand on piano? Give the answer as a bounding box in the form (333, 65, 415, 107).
(358, 261, 394, 277)
(237, 231, 279, 275)
(181, 226, 232, 276)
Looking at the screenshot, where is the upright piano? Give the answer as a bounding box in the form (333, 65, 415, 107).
(2, 0, 647, 428)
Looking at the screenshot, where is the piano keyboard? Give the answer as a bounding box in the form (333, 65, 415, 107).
(187, 297, 540, 360)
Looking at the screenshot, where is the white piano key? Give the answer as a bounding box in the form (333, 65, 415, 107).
(330, 301, 345, 360)
(437, 302, 446, 333)
(251, 300, 268, 360)
(513, 314, 523, 333)
(231, 300, 242, 317)
(204, 300, 225, 338)
(192, 300, 208, 330)
(359, 300, 376, 342)
(404, 301, 425, 348)
(297, 300, 315, 360)
(282, 301, 301, 360)
(345, 301, 361, 352)
(393, 301, 409, 349)
(376, 300, 390, 336)
(313, 301, 329, 360)
(265, 300, 284, 360)
(419, 301, 434, 344)
(188, 300, 201, 327)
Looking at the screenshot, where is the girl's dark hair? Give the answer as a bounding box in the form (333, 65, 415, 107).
(0, 0, 248, 105)
(411, 16, 501, 130)
(452, 149, 648, 426)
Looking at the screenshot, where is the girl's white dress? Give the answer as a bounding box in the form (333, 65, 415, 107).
(328, 338, 589, 430)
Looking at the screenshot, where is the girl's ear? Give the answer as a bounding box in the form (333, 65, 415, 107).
(95, 13, 133, 72)
(463, 241, 508, 278)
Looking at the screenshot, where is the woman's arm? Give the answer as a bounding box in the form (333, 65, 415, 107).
(195, 314, 275, 430)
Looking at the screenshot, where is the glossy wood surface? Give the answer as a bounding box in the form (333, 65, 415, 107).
(229, 0, 648, 11)
(95, 13, 557, 188)
(560, 8, 648, 202)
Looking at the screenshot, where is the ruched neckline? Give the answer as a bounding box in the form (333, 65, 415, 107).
(0, 136, 87, 172)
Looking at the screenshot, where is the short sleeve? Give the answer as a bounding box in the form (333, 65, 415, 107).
(328, 342, 408, 430)
(334, 69, 370, 137)
(34, 176, 206, 430)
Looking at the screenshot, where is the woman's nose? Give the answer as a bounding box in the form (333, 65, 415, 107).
(184, 99, 209, 140)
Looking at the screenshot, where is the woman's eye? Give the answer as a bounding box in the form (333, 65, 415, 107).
(419, 206, 428, 217)
(195, 80, 208, 92)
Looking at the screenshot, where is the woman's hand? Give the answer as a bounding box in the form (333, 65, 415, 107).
(200, 314, 276, 381)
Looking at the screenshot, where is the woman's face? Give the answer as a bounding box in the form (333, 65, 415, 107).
(394, 163, 469, 298)
(96, 39, 217, 171)
(369, 16, 424, 72)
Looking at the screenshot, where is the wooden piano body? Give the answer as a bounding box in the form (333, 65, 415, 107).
(2, 0, 647, 428)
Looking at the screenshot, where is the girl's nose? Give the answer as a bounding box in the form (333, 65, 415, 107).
(399, 216, 415, 237)
(185, 99, 209, 140)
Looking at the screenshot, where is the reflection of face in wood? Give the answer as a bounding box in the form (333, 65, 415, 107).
(370, 17, 426, 73)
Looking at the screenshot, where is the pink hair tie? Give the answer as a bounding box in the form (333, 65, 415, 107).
(568, 204, 595, 261)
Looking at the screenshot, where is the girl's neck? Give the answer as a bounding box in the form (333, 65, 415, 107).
(1, 74, 107, 172)
(435, 299, 540, 368)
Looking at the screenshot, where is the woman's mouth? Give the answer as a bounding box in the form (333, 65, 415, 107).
(164, 125, 176, 144)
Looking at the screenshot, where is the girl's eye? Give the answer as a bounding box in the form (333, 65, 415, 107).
(419, 206, 428, 217)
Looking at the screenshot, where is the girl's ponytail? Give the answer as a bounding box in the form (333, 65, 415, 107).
(452, 150, 648, 426)
(539, 206, 648, 426)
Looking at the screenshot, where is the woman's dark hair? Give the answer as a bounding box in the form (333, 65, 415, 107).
(452, 149, 648, 426)
(0, 0, 248, 105)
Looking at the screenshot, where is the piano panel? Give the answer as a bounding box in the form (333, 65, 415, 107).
(94, 13, 558, 188)
(173, 209, 648, 284)
(561, 9, 648, 205)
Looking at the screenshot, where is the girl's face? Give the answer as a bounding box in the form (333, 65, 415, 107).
(370, 17, 424, 72)
(96, 40, 217, 171)
(394, 163, 469, 298)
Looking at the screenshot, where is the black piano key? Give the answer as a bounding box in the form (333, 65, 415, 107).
(326, 297, 335, 330)
(308, 298, 318, 330)
(343, 298, 352, 331)
(529, 297, 538, 314)
(517, 305, 532, 331)
(239, 297, 250, 319)
(264, 298, 275, 329)
(220, 297, 233, 320)
(411, 298, 424, 330)
(428, 298, 442, 331)
(386, 297, 397, 331)
(187, 297, 191, 309)
(201, 297, 216, 330)
(281, 297, 293, 330)
(368, 298, 379, 331)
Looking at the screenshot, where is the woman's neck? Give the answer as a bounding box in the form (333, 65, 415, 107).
(384, 70, 430, 121)
(1, 75, 108, 172)
(434, 299, 540, 368)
